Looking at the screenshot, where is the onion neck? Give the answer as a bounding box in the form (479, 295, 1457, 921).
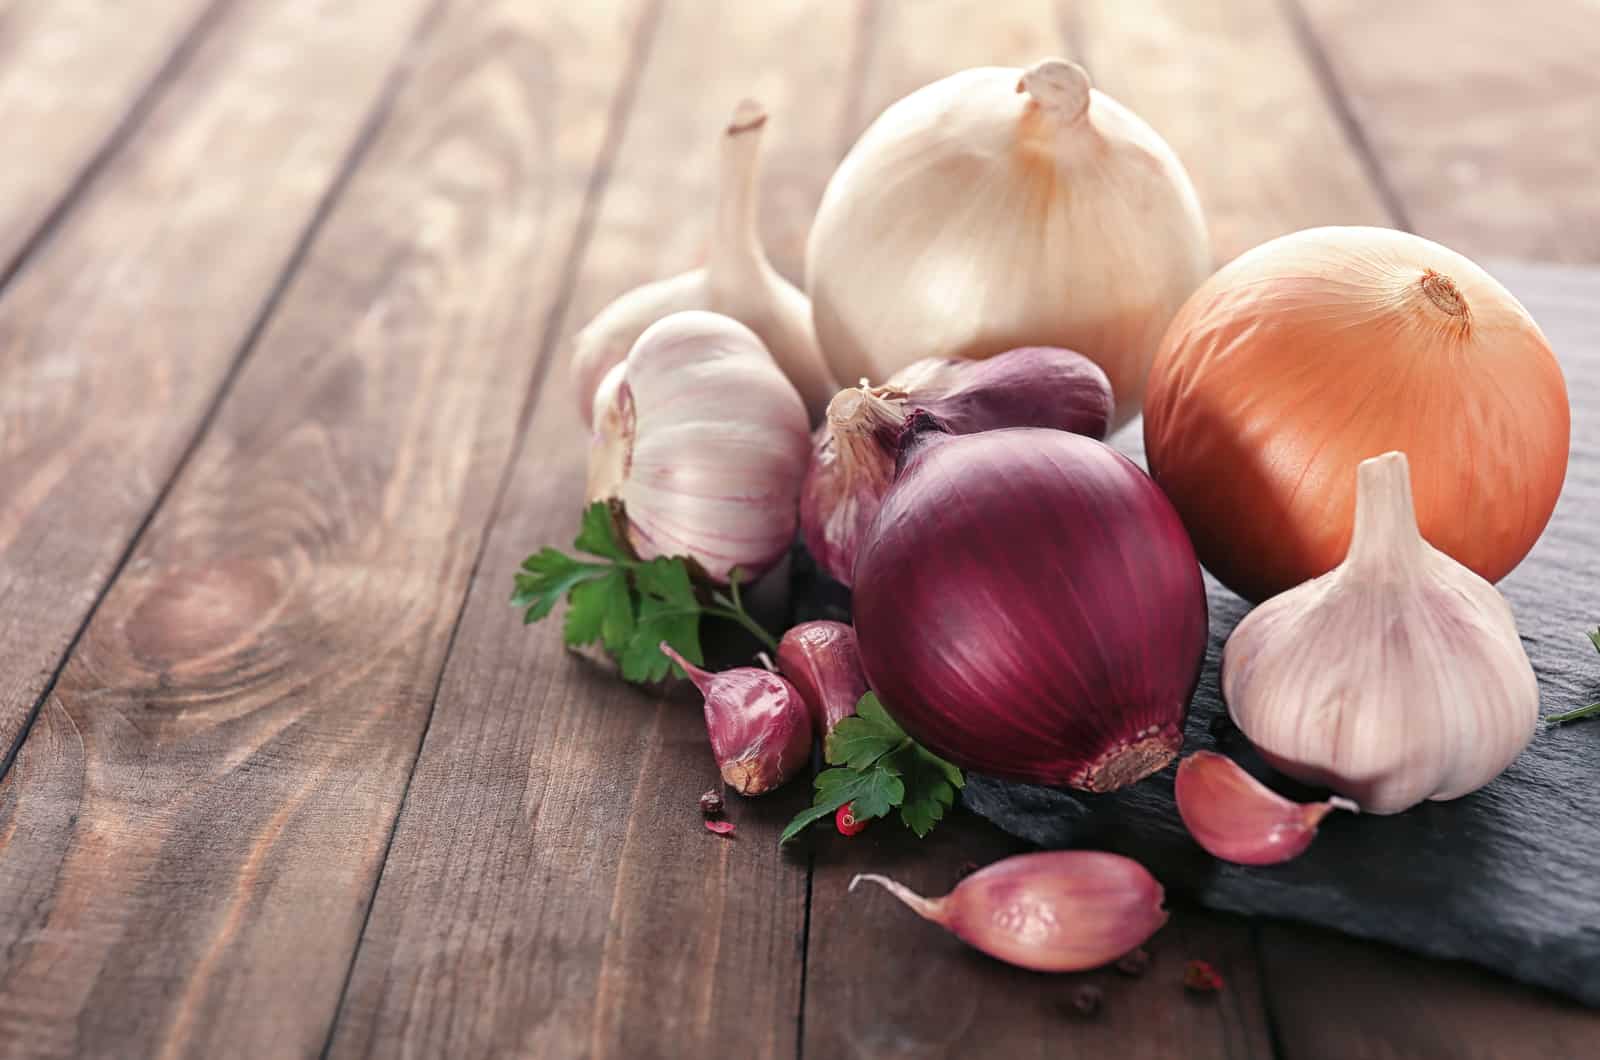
(1342, 451, 1428, 580)
(827, 386, 904, 444)
(893, 409, 956, 478)
(710, 99, 768, 277)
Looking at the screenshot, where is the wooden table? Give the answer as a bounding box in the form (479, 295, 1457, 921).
(0, 1, 1596, 1056)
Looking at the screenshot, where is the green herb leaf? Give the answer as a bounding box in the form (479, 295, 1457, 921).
(512, 548, 610, 623)
(573, 501, 631, 561)
(620, 595, 702, 683)
(885, 742, 965, 837)
(780, 764, 905, 844)
(1589, 627, 1600, 654)
(782, 692, 963, 843)
(563, 570, 634, 652)
(824, 692, 907, 770)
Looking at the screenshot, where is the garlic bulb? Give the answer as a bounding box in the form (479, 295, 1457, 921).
(571, 100, 838, 426)
(806, 59, 1209, 426)
(588, 310, 810, 584)
(1222, 452, 1539, 815)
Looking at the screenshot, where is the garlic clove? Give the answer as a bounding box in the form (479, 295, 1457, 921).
(589, 310, 810, 584)
(1175, 751, 1357, 866)
(571, 100, 837, 426)
(661, 643, 812, 796)
(1222, 451, 1540, 815)
(850, 851, 1167, 973)
(776, 620, 869, 736)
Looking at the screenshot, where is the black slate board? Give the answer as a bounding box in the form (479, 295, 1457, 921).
(962, 262, 1600, 1007)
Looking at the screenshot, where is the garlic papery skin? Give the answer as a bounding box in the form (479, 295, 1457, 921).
(1221, 451, 1540, 816)
(571, 100, 838, 426)
(587, 310, 810, 584)
(1175, 751, 1357, 866)
(806, 59, 1209, 427)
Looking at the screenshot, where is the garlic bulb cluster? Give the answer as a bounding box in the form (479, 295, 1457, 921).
(571, 100, 838, 425)
(1222, 452, 1539, 815)
(587, 311, 810, 584)
(806, 59, 1209, 426)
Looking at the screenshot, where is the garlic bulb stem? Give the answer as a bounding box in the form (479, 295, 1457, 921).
(710, 101, 766, 276)
(1346, 452, 1427, 576)
(1017, 59, 1091, 121)
(571, 101, 838, 425)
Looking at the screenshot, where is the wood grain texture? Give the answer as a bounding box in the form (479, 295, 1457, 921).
(1060, 0, 1391, 263)
(0, 0, 217, 272)
(0, 0, 432, 767)
(805, 815, 1273, 1059)
(1294, 0, 1600, 263)
(323, 3, 863, 1056)
(0, 0, 638, 1054)
(801, 4, 1271, 1057)
(1262, 921, 1598, 1060)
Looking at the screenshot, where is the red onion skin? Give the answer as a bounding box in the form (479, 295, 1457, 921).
(853, 424, 1207, 791)
(777, 621, 869, 736)
(660, 644, 811, 795)
(889, 346, 1113, 438)
(800, 346, 1113, 586)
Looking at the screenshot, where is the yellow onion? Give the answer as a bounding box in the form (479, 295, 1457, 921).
(1144, 226, 1570, 602)
(807, 59, 1209, 426)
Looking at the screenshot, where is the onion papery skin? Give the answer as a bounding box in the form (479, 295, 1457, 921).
(801, 346, 1113, 586)
(1144, 226, 1570, 603)
(852, 426, 1208, 791)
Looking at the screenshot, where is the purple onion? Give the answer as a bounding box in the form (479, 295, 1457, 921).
(800, 346, 1113, 586)
(852, 417, 1207, 791)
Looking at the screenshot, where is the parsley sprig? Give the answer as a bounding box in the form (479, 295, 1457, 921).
(781, 693, 964, 843)
(1546, 628, 1600, 725)
(511, 501, 778, 683)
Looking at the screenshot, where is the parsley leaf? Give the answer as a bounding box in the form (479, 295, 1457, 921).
(779, 764, 904, 844)
(512, 548, 610, 623)
(513, 502, 768, 684)
(782, 692, 963, 843)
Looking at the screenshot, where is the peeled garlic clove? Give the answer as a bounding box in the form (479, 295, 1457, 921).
(661, 643, 811, 796)
(571, 100, 837, 426)
(776, 620, 868, 736)
(589, 310, 810, 584)
(807, 59, 1208, 427)
(851, 851, 1167, 973)
(1175, 751, 1357, 865)
(800, 346, 1114, 585)
(1222, 451, 1540, 815)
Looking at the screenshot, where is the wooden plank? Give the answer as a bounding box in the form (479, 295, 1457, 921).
(1262, 921, 1600, 1060)
(0, 0, 432, 766)
(0, 0, 642, 1054)
(1061, 0, 1390, 263)
(801, 3, 1271, 1057)
(1293, 0, 1600, 263)
(321, 2, 865, 1057)
(0, 0, 218, 274)
(806, 815, 1273, 1059)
